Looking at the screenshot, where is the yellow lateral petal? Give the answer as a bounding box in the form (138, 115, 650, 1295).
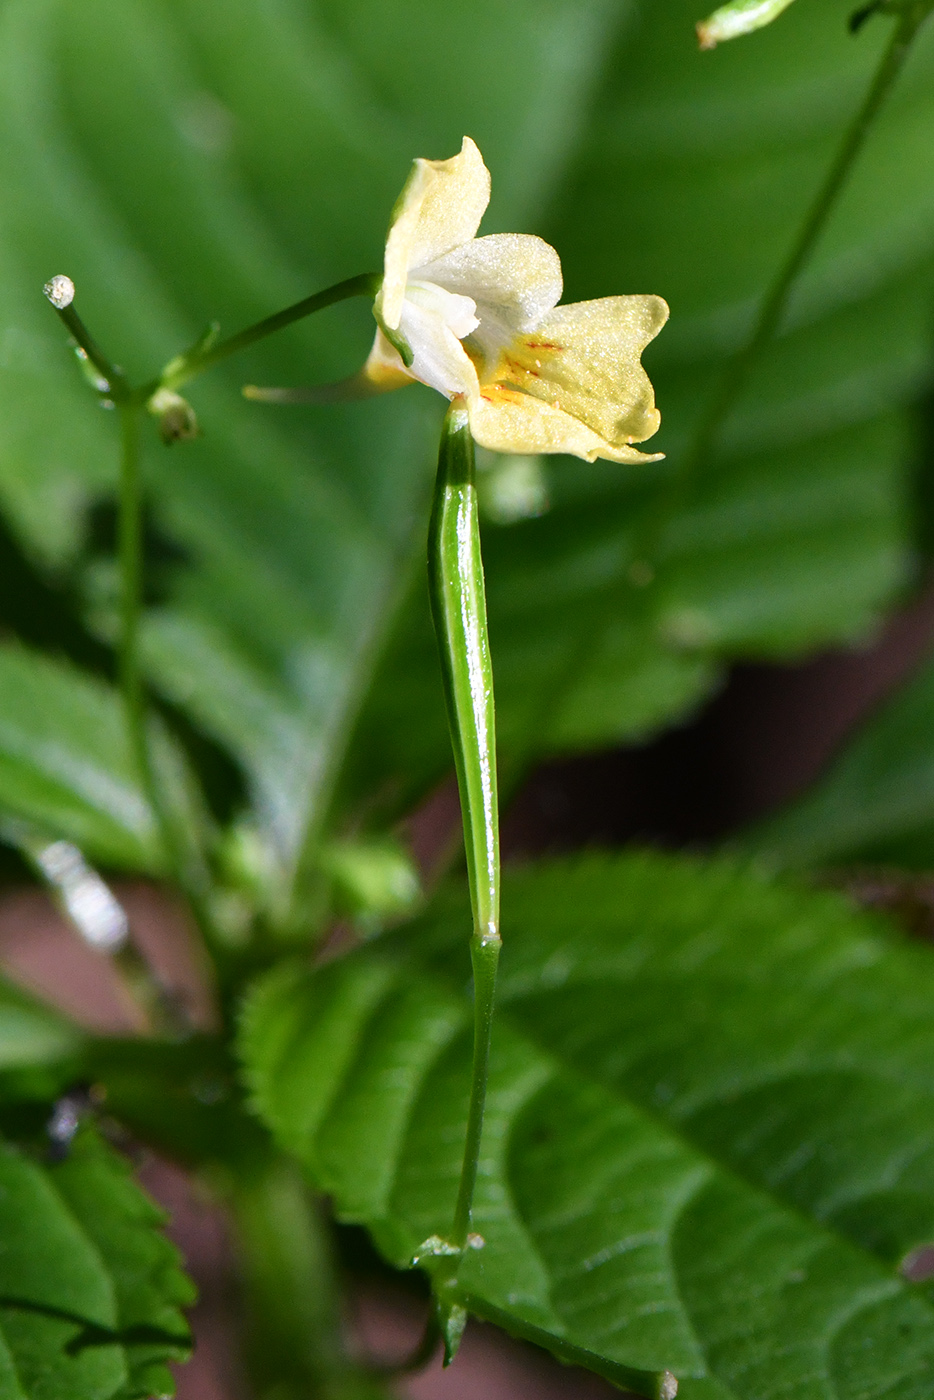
(467, 384, 664, 464)
(378, 137, 490, 331)
(489, 294, 669, 447)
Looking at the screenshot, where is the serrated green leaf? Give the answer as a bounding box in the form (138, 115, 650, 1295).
(0, 1127, 192, 1400)
(241, 850, 934, 1398)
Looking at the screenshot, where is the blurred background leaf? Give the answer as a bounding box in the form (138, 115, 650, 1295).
(746, 650, 934, 868)
(343, 0, 934, 817)
(0, 0, 625, 897)
(0, 643, 203, 874)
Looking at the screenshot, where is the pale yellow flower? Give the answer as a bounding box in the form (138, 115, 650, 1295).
(365, 136, 668, 464)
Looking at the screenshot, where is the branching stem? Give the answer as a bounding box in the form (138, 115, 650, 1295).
(150, 272, 380, 397)
(45, 272, 382, 963)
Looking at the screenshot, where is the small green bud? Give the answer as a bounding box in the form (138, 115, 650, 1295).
(148, 387, 200, 445)
(322, 837, 420, 929)
(696, 0, 797, 47)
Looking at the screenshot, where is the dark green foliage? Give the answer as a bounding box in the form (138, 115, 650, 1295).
(0, 1128, 192, 1400)
(241, 850, 934, 1397)
(0, 644, 201, 873)
(0, 0, 931, 860)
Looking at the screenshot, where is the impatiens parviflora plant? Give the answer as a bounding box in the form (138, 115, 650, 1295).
(45, 135, 669, 1369)
(33, 4, 934, 1387)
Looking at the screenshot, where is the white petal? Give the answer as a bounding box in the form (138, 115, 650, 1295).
(397, 298, 479, 400)
(378, 137, 490, 331)
(419, 233, 562, 326)
(406, 281, 479, 341)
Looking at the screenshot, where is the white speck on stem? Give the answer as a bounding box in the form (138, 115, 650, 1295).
(43, 275, 75, 310)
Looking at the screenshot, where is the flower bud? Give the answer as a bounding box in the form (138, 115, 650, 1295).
(147, 387, 200, 445)
(696, 0, 796, 48)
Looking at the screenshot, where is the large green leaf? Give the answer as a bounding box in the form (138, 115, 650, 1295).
(241, 851, 934, 1398)
(2, 0, 932, 872)
(0, 643, 200, 873)
(0, 1127, 193, 1399)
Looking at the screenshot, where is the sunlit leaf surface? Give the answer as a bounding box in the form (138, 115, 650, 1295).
(242, 851, 934, 1398)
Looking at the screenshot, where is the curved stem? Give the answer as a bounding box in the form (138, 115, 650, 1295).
(427, 402, 501, 1359)
(665, 4, 929, 519)
(152, 272, 380, 396)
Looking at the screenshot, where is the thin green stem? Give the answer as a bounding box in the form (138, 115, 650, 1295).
(115, 406, 197, 1032)
(427, 402, 501, 1361)
(228, 1157, 387, 1400)
(45, 271, 384, 967)
(152, 271, 380, 396)
(453, 936, 500, 1244)
(117, 406, 207, 965)
(660, 3, 929, 527)
(117, 404, 150, 791)
(45, 295, 130, 402)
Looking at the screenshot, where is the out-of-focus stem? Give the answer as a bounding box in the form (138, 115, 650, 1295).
(675, 3, 930, 505)
(229, 1157, 387, 1400)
